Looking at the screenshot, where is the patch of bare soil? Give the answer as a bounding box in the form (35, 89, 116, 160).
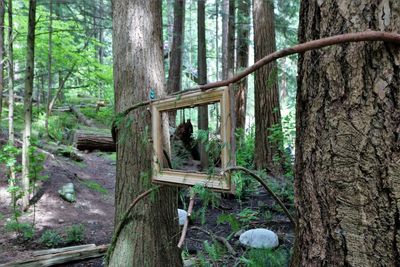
(0, 141, 116, 266)
(0, 136, 294, 266)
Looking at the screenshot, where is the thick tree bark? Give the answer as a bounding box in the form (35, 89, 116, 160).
(253, 0, 283, 171)
(166, 0, 185, 126)
(235, 0, 250, 130)
(221, 0, 235, 80)
(21, 0, 37, 210)
(292, 1, 400, 266)
(110, 1, 182, 266)
(197, 0, 209, 170)
(0, 0, 4, 128)
(167, 0, 185, 95)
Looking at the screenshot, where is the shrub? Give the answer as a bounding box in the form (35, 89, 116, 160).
(65, 224, 85, 244)
(39, 230, 63, 247)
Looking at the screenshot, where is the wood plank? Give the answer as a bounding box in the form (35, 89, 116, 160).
(0, 244, 108, 267)
(32, 244, 96, 257)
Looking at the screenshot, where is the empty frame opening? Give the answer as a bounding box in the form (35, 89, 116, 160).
(151, 87, 234, 192)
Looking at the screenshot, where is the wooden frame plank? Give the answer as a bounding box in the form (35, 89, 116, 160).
(151, 86, 234, 192)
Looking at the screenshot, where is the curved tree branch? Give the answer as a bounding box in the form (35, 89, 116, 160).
(225, 166, 296, 228)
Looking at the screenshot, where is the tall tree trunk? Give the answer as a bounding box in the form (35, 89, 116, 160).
(166, 0, 185, 126)
(109, 1, 182, 266)
(0, 0, 4, 129)
(215, 0, 219, 80)
(7, 0, 14, 145)
(197, 0, 209, 170)
(7, 0, 16, 206)
(98, 0, 104, 64)
(45, 0, 52, 136)
(253, 0, 283, 171)
(221, 0, 235, 80)
(292, 1, 400, 266)
(21, 0, 37, 210)
(235, 0, 250, 130)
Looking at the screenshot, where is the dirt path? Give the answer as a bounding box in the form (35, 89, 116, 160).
(0, 147, 116, 265)
(0, 137, 295, 266)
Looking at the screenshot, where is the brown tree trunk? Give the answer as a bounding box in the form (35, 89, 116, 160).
(197, 0, 209, 170)
(0, 0, 4, 128)
(21, 0, 37, 210)
(253, 0, 283, 171)
(109, 1, 182, 266)
(166, 0, 185, 126)
(235, 0, 250, 130)
(221, 0, 235, 80)
(292, 1, 400, 266)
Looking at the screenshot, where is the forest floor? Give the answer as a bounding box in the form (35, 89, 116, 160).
(0, 133, 294, 266)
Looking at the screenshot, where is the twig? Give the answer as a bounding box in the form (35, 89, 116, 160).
(105, 186, 163, 264)
(224, 166, 296, 228)
(191, 226, 236, 256)
(177, 191, 195, 248)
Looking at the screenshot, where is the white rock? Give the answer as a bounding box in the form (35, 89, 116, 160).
(178, 209, 188, 226)
(239, 228, 279, 249)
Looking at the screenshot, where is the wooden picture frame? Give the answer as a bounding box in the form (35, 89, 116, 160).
(151, 86, 234, 192)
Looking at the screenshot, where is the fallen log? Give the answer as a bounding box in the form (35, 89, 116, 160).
(0, 244, 108, 267)
(70, 105, 95, 127)
(40, 143, 84, 162)
(32, 244, 96, 257)
(74, 131, 115, 152)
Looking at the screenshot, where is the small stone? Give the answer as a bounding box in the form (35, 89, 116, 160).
(58, 183, 76, 202)
(239, 228, 279, 249)
(178, 209, 187, 226)
(58, 219, 65, 224)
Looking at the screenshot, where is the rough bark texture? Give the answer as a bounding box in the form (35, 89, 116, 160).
(197, 0, 209, 170)
(110, 1, 182, 266)
(166, 0, 185, 127)
(221, 0, 235, 80)
(235, 0, 250, 129)
(0, 0, 4, 128)
(167, 0, 185, 95)
(21, 0, 36, 210)
(292, 1, 400, 266)
(253, 0, 283, 170)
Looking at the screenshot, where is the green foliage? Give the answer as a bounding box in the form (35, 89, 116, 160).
(240, 248, 289, 267)
(65, 224, 85, 244)
(216, 213, 240, 233)
(39, 230, 63, 248)
(238, 208, 259, 225)
(80, 179, 108, 195)
(192, 184, 220, 224)
(5, 220, 35, 240)
(28, 146, 48, 186)
(80, 107, 114, 127)
(203, 240, 224, 262)
(235, 127, 255, 170)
